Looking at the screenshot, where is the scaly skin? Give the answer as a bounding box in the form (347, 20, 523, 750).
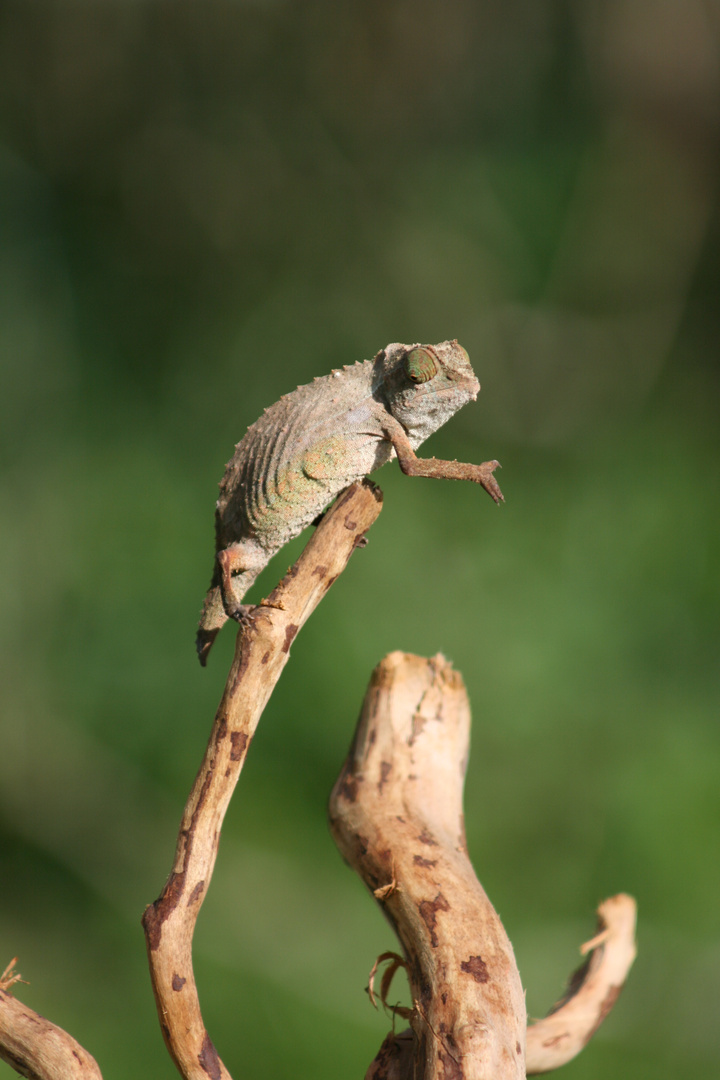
(197, 340, 503, 664)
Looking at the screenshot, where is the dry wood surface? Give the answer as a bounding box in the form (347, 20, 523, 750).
(142, 480, 383, 1080)
(330, 651, 528, 1080)
(0, 960, 103, 1080)
(329, 652, 637, 1080)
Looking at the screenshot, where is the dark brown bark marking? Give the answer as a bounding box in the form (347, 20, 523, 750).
(229, 638, 253, 694)
(540, 1033, 569, 1049)
(143, 872, 182, 950)
(418, 972, 433, 1005)
(379, 761, 392, 792)
(142, 769, 215, 947)
(438, 1048, 464, 1080)
(461, 955, 489, 983)
(0, 1050, 28, 1075)
(172, 974, 186, 991)
(282, 623, 299, 652)
(417, 828, 438, 846)
(339, 773, 359, 802)
(312, 564, 328, 578)
(418, 893, 450, 947)
(230, 731, 248, 760)
(198, 1031, 222, 1080)
(409, 712, 426, 745)
(583, 984, 623, 1045)
(188, 881, 205, 905)
(413, 855, 437, 868)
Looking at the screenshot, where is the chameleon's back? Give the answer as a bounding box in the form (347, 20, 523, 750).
(214, 357, 388, 554)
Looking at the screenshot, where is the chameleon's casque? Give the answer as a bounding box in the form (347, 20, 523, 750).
(197, 340, 502, 664)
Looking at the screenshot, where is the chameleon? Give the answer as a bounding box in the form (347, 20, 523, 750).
(196, 339, 503, 665)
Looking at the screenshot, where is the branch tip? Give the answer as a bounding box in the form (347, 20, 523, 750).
(525, 893, 637, 1075)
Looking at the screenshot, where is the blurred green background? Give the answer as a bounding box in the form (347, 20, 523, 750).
(1, 2, 719, 1077)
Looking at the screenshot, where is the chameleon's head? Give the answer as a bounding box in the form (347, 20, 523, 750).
(375, 340, 480, 444)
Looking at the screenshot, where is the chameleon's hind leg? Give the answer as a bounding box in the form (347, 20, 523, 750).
(195, 573, 254, 666)
(196, 540, 266, 666)
(217, 540, 265, 623)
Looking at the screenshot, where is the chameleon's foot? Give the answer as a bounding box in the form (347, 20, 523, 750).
(227, 603, 255, 625)
(477, 460, 504, 504)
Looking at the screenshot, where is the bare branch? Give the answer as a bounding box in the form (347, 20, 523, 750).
(525, 894, 637, 1074)
(329, 653, 637, 1079)
(329, 652, 527, 1080)
(142, 480, 383, 1080)
(0, 978, 103, 1080)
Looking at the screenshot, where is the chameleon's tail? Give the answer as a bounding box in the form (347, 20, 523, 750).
(196, 585, 228, 666)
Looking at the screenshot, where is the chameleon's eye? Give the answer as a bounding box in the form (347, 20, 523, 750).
(404, 347, 438, 383)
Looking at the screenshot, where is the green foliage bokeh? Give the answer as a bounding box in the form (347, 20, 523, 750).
(1, 3, 719, 1077)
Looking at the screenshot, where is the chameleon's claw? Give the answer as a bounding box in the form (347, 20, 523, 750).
(196, 604, 254, 665)
(478, 460, 504, 504)
(227, 603, 255, 626)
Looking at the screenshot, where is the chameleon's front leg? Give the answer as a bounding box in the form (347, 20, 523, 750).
(380, 415, 504, 504)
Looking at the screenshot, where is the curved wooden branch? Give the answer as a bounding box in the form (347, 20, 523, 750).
(329, 652, 527, 1080)
(0, 961, 103, 1080)
(525, 893, 637, 1074)
(329, 653, 637, 1080)
(142, 480, 383, 1080)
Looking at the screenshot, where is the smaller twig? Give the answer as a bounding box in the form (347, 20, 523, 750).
(525, 893, 637, 1074)
(0, 962, 103, 1080)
